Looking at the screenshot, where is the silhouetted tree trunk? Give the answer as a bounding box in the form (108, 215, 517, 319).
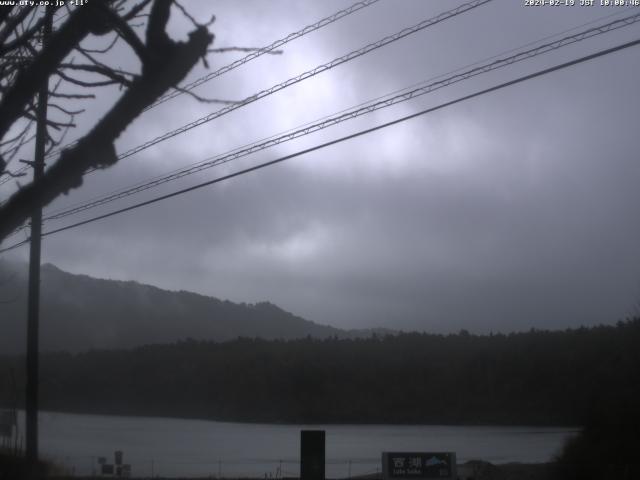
(0, 0, 214, 242)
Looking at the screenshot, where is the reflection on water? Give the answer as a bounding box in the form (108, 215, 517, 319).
(18, 411, 577, 478)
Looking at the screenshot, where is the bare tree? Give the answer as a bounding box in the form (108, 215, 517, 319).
(0, 0, 214, 242)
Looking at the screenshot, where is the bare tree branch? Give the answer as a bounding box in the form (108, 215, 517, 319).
(0, 11, 48, 57)
(121, 0, 154, 22)
(0, 0, 214, 241)
(0, 3, 112, 142)
(172, 85, 239, 105)
(55, 68, 128, 88)
(78, 32, 120, 54)
(0, 6, 35, 47)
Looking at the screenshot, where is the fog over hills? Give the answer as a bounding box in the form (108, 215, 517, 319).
(0, 263, 389, 354)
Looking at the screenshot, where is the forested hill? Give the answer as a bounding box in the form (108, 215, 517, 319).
(1, 319, 638, 426)
(0, 263, 390, 353)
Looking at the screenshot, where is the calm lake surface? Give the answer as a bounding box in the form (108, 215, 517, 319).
(19, 411, 577, 478)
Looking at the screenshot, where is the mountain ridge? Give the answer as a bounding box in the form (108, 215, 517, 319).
(0, 262, 392, 354)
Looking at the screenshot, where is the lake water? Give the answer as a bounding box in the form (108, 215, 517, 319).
(18, 411, 577, 478)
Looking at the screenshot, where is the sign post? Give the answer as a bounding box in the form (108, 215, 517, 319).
(301, 430, 325, 480)
(382, 452, 457, 480)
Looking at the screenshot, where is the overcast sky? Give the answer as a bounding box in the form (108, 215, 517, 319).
(3, 0, 640, 333)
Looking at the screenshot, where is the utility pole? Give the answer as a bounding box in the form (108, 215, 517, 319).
(25, 8, 52, 477)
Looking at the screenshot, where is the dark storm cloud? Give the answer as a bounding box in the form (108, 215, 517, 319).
(4, 0, 640, 332)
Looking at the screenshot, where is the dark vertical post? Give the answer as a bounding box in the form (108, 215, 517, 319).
(301, 430, 325, 480)
(25, 8, 52, 477)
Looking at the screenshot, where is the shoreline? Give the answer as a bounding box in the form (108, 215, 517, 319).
(41, 462, 556, 480)
(13, 408, 582, 430)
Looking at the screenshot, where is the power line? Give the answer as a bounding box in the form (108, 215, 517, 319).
(6, 0, 488, 188)
(101, 0, 494, 163)
(35, 0, 383, 165)
(7, 0, 492, 220)
(2, 35, 638, 254)
(32, 11, 640, 226)
(1, 0, 491, 231)
(4, 7, 639, 245)
(22, 1, 628, 197)
(0, 164, 29, 186)
(148, 0, 382, 110)
(0, 0, 489, 190)
(35, 5, 639, 222)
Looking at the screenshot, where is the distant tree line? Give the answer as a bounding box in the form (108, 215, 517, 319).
(1, 319, 639, 426)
